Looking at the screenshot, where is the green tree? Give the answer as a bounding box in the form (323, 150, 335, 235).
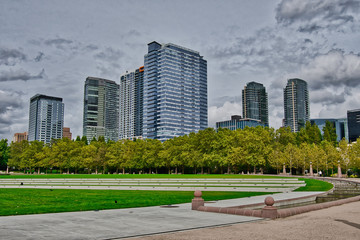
(0, 139, 9, 171)
(323, 121, 337, 145)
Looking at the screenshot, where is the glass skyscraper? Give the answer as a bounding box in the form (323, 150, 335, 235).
(310, 118, 348, 142)
(28, 94, 64, 143)
(283, 78, 309, 132)
(83, 77, 119, 142)
(242, 82, 268, 126)
(347, 109, 360, 142)
(119, 66, 144, 139)
(143, 41, 207, 141)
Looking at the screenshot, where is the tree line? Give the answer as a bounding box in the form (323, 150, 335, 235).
(1, 122, 360, 176)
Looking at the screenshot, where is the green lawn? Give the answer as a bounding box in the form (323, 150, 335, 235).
(295, 178, 333, 191)
(0, 189, 271, 216)
(0, 175, 333, 216)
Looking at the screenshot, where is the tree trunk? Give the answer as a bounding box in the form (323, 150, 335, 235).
(95, 167, 98, 174)
(227, 165, 230, 174)
(122, 168, 125, 174)
(156, 168, 158, 174)
(6, 166, 9, 174)
(168, 167, 171, 174)
(38, 168, 40, 175)
(253, 166, 256, 174)
(67, 168, 70, 174)
(182, 166, 184, 174)
(175, 167, 178, 174)
(149, 168, 151, 174)
(194, 167, 197, 174)
(201, 167, 204, 174)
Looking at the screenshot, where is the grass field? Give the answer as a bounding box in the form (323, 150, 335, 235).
(296, 178, 333, 192)
(0, 174, 333, 216)
(0, 189, 271, 216)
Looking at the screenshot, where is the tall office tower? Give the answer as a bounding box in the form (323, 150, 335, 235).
(283, 78, 310, 132)
(347, 109, 360, 142)
(242, 82, 269, 126)
(83, 77, 119, 142)
(119, 66, 144, 139)
(28, 94, 64, 143)
(143, 41, 207, 141)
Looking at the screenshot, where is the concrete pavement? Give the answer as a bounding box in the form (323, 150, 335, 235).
(0, 192, 322, 240)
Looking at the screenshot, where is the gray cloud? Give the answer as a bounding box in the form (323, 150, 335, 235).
(34, 52, 44, 62)
(94, 47, 124, 62)
(0, 90, 23, 115)
(0, 48, 27, 66)
(44, 38, 73, 49)
(276, 0, 360, 33)
(311, 90, 346, 105)
(211, 27, 323, 75)
(0, 69, 45, 82)
(300, 50, 360, 90)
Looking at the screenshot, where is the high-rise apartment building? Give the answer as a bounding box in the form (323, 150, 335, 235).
(283, 78, 309, 132)
(242, 82, 268, 126)
(347, 109, 360, 142)
(119, 66, 144, 139)
(143, 41, 207, 141)
(28, 94, 64, 143)
(83, 77, 119, 142)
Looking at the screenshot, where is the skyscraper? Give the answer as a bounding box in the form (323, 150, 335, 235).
(83, 77, 119, 142)
(242, 82, 269, 126)
(28, 94, 64, 143)
(283, 78, 309, 132)
(143, 41, 207, 141)
(347, 109, 360, 142)
(119, 66, 144, 139)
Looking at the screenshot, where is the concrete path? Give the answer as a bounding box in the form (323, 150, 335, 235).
(0, 192, 321, 240)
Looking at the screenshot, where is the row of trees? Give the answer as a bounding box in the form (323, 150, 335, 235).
(1, 123, 360, 176)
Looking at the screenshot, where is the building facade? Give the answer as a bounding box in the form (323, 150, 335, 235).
(242, 82, 268, 126)
(83, 77, 119, 142)
(310, 118, 348, 142)
(62, 127, 72, 140)
(216, 115, 264, 131)
(28, 94, 64, 143)
(12, 132, 28, 143)
(283, 78, 309, 132)
(347, 109, 360, 142)
(143, 41, 207, 141)
(119, 66, 144, 139)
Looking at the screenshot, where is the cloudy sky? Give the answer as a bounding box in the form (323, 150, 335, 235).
(1, 0, 360, 140)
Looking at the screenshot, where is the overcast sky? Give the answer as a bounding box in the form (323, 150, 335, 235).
(1, 0, 360, 140)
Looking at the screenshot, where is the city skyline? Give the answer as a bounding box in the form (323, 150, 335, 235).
(1, 0, 360, 140)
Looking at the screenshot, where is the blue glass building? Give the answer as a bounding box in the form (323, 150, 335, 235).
(242, 82, 268, 126)
(310, 118, 348, 142)
(143, 41, 207, 141)
(347, 109, 360, 142)
(284, 78, 309, 132)
(83, 77, 119, 142)
(216, 115, 264, 131)
(28, 94, 64, 143)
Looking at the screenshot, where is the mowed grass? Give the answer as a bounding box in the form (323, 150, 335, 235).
(0, 189, 271, 216)
(295, 178, 333, 192)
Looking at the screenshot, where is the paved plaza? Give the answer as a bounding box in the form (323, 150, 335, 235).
(0, 192, 321, 240)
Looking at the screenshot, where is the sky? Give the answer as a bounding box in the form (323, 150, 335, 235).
(1, 0, 360, 141)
